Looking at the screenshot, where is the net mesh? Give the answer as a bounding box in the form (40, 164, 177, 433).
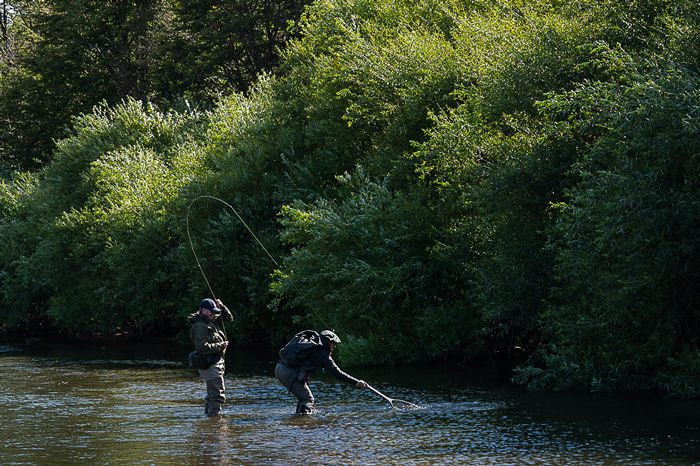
(390, 399, 421, 410)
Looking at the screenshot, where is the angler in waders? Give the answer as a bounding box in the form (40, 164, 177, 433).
(188, 298, 233, 417)
(275, 330, 368, 415)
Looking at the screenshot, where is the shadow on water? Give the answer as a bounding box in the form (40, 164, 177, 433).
(1, 341, 700, 465)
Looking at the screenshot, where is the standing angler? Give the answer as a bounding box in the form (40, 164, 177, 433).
(275, 330, 368, 414)
(188, 298, 233, 417)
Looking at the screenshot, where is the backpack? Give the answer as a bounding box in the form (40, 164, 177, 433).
(279, 330, 324, 368)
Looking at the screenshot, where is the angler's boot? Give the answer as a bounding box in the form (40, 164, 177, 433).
(207, 403, 221, 417)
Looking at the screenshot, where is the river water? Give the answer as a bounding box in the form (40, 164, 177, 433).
(1, 340, 699, 465)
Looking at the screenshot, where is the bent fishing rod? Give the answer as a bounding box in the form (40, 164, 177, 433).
(186, 195, 281, 299)
(187, 195, 288, 340)
(186, 194, 325, 325)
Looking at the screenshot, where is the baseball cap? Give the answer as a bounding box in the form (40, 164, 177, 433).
(200, 298, 221, 314)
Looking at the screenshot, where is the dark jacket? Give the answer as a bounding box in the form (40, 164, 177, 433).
(300, 338, 359, 386)
(187, 305, 233, 356)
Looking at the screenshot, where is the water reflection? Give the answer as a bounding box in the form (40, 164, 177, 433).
(1, 341, 699, 465)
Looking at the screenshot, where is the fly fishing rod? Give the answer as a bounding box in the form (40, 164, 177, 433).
(367, 384, 420, 410)
(186, 194, 326, 329)
(186, 195, 281, 298)
(186, 195, 282, 340)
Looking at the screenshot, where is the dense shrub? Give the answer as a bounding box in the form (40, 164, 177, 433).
(0, 99, 210, 332)
(513, 49, 700, 396)
(271, 169, 480, 363)
(1, 0, 700, 397)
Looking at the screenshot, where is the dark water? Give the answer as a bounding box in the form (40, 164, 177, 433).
(1, 341, 699, 465)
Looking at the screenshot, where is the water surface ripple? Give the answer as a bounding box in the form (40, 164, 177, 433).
(1, 343, 698, 465)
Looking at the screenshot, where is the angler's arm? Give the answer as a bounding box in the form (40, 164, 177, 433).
(320, 355, 360, 386)
(216, 300, 234, 325)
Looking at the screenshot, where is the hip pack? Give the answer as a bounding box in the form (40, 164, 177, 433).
(188, 351, 221, 370)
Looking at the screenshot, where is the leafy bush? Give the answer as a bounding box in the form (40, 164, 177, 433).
(409, 0, 601, 352)
(0, 99, 209, 332)
(272, 168, 480, 364)
(1, 0, 700, 397)
(514, 48, 700, 396)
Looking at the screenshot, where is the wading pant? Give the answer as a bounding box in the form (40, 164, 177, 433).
(275, 361, 314, 414)
(199, 359, 226, 416)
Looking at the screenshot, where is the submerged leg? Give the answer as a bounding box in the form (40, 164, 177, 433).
(199, 361, 226, 416)
(292, 381, 314, 414)
(276, 362, 314, 414)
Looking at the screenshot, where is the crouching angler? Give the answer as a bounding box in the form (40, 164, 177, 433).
(275, 330, 367, 415)
(188, 298, 233, 417)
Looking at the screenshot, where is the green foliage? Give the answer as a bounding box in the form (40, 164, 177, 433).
(0, 0, 310, 170)
(160, 0, 312, 99)
(188, 78, 304, 342)
(0, 0, 171, 169)
(514, 47, 700, 397)
(453, 0, 602, 120)
(279, 0, 466, 177)
(415, 108, 575, 353)
(0, 98, 209, 332)
(260, 0, 485, 359)
(272, 169, 479, 364)
(409, 0, 599, 352)
(1, 0, 700, 397)
(0, 171, 42, 326)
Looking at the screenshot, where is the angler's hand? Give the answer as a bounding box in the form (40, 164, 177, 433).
(356, 380, 368, 389)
